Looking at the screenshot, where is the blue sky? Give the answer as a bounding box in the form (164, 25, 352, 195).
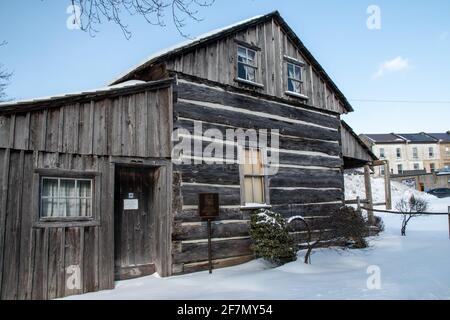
(0, 1, 449, 134)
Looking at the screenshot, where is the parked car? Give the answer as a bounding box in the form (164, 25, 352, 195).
(427, 188, 450, 198)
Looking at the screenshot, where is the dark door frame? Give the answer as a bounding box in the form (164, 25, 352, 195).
(110, 157, 173, 278)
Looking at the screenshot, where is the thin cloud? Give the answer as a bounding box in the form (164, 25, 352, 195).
(373, 56, 410, 78)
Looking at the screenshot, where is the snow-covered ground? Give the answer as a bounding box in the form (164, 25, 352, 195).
(66, 175, 450, 300)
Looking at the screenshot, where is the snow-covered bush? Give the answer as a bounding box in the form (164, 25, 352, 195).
(249, 209, 297, 265)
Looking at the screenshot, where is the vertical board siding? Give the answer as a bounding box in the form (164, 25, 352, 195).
(165, 18, 346, 114)
(0, 87, 173, 158)
(0, 83, 173, 299)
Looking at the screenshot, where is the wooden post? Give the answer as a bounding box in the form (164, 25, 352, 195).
(364, 165, 374, 224)
(356, 196, 361, 213)
(384, 161, 392, 210)
(207, 219, 213, 274)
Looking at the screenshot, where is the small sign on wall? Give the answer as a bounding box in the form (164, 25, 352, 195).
(124, 199, 139, 210)
(198, 193, 219, 219)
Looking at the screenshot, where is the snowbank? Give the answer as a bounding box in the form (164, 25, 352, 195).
(64, 175, 450, 300)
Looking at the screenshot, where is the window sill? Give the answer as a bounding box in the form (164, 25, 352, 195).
(240, 204, 272, 211)
(234, 78, 264, 89)
(285, 91, 309, 100)
(34, 217, 98, 228)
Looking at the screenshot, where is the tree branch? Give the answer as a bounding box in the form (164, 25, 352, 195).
(70, 0, 215, 39)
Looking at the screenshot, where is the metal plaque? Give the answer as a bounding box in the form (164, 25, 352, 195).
(198, 193, 219, 219)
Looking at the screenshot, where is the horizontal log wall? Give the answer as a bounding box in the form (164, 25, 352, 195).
(0, 149, 114, 300)
(172, 80, 344, 274)
(165, 18, 346, 114)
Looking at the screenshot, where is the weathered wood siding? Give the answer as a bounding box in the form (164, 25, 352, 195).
(165, 18, 346, 114)
(0, 83, 173, 299)
(172, 80, 345, 274)
(0, 88, 172, 158)
(341, 122, 374, 162)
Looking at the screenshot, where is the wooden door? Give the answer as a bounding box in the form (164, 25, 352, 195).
(114, 166, 156, 280)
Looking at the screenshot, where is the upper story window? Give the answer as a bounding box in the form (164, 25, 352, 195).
(41, 177, 93, 218)
(430, 163, 436, 173)
(396, 148, 402, 159)
(446, 147, 450, 157)
(379, 148, 385, 158)
(237, 45, 257, 83)
(397, 164, 403, 173)
(413, 163, 420, 170)
(429, 147, 434, 158)
(412, 147, 419, 159)
(287, 62, 303, 94)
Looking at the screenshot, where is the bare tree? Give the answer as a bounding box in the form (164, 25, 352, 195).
(0, 41, 12, 102)
(396, 195, 429, 236)
(289, 206, 369, 264)
(69, 0, 216, 39)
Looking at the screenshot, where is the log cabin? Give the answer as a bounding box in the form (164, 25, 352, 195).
(0, 11, 376, 299)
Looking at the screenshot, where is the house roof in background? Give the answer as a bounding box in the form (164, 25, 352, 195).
(363, 133, 406, 144)
(109, 11, 354, 112)
(395, 133, 438, 143)
(427, 132, 450, 142)
(363, 132, 450, 144)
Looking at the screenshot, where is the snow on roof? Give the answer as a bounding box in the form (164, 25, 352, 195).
(107, 14, 267, 85)
(0, 80, 146, 108)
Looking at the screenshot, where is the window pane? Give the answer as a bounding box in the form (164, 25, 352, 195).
(238, 62, 247, 80)
(42, 178, 58, 197)
(79, 199, 92, 217)
(247, 49, 256, 66)
(42, 197, 59, 217)
(294, 65, 301, 80)
(288, 63, 294, 78)
(60, 179, 76, 198)
(60, 198, 79, 217)
(293, 81, 301, 93)
(246, 66, 256, 82)
(244, 177, 254, 204)
(252, 177, 264, 204)
(79, 180, 91, 198)
(238, 47, 247, 63)
(288, 79, 294, 92)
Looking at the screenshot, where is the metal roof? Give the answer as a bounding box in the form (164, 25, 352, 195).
(363, 134, 406, 143)
(427, 132, 450, 142)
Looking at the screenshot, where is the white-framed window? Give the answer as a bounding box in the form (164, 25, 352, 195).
(412, 147, 418, 159)
(40, 177, 93, 218)
(379, 148, 385, 158)
(240, 148, 267, 206)
(413, 163, 420, 170)
(446, 147, 450, 157)
(286, 62, 303, 94)
(396, 148, 402, 159)
(429, 147, 434, 158)
(397, 164, 403, 174)
(380, 166, 385, 175)
(237, 45, 257, 83)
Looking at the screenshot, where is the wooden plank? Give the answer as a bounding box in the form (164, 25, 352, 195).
(78, 102, 93, 154)
(83, 226, 99, 293)
(173, 220, 249, 241)
(0, 148, 9, 298)
(45, 108, 60, 152)
(174, 207, 247, 223)
(181, 254, 254, 274)
(17, 151, 35, 299)
(269, 168, 344, 189)
(175, 100, 339, 142)
(176, 81, 339, 130)
(269, 188, 343, 205)
(174, 238, 252, 264)
(0, 150, 23, 299)
(181, 184, 240, 206)
(176, 163, 240, 186)
(64, 227, 83, 297)
(272, 203, 342, 218)
(135, 92, 148, 157)
(0, 115, 10, 148)
(93, 99, 108, 155)
(47, 228, 64, 299)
